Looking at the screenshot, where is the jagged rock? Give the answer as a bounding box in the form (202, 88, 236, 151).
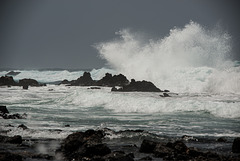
(0, 76, 16, 86)
(71, 72, 95, 86)
(0, 112, 27, 119)
(6, 71, 21, 76)
(112, 79, 161, 92)
(232, 137, 240, 153)
(96, 73, 129, 87)
(0, 106, 9, 114)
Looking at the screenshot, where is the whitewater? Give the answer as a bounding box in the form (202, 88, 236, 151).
(0, 21, 240, 143)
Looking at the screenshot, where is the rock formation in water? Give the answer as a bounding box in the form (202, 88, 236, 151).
(111, 79, 162, 92)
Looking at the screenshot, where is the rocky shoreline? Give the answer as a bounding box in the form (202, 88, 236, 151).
(0, 126, 240, 161)
(0, 105, 240, 161)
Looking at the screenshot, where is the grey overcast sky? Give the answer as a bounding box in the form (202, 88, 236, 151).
(0, 0, 240, 69)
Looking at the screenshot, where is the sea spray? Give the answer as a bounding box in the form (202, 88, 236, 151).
(95, 21, 239, 93)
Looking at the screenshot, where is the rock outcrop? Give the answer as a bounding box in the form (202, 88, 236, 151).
(0, 76, 16, 86)
(96, 73, 129, 87)
(112, 79, 162, 92)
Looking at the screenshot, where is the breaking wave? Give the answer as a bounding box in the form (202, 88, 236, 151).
(95, 21, 240, 93)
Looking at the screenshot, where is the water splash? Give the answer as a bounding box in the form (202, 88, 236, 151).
(95, 21, 239, 93)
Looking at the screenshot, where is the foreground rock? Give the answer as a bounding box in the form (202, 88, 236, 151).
(112, 79, 162, 92)
(232, 137, 240, 153)
(0, 135, 22, 144)
(57, 129, 134, 161)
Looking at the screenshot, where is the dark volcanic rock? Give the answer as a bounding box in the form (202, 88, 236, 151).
(71, 72, 95, 86)
(139, 139, 158, 153)
(232, 137, 240, 153)
(0, 135, 22, 144)
(0, 106, 9, 114)
(112, 79, 161, 92)
(0, 76, 16, 86)
(96, 73, 129, 87)
(18, 78, 42, 87)
(0, 152, 22, 161)
(58, 129, 111, 160)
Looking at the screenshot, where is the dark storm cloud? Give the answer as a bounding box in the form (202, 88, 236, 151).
(0, 0, 239, 69)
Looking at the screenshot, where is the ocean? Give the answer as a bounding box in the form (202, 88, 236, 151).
(0, 21, 240, 159)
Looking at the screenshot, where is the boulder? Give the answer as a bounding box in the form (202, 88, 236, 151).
(232, 137, 240, 153)
(18, 78, 39, 86)
(0, 106, 9, 114)
(96, 73, 129, 87)
(112, 79, 162, 92)
(58, 129, 111, 160)
(0, 76, 16, 86)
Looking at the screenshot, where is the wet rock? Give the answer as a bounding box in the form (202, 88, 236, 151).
(0, 135, 22, 144)
(18, 78, 43, 87)
(0, 105, 9, 114)
(139, 139, 157, 153)
(0, 152, 22, 161)
(1, 113, 27, 119)
(113, 79, 161, 92)
(0, 76, 16, 86)
(71, 72, 96, 86)
(58, 129, 111, 160)
(232, 137, 240, 153)
(154, 143, 173, 158)
(60, 79, 71, 84)
(96, 73, 129, 87)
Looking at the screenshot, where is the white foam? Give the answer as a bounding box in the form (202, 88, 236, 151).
(95, 21, 240, 94)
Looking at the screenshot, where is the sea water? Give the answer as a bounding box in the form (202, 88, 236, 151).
(0, 21, 240, 143)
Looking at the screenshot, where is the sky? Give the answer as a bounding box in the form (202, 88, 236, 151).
(0, 0, 240, 69)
